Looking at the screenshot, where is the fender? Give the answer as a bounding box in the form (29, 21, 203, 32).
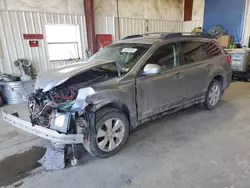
(206, 65, 225, 88)
(86, 89, 138, 130)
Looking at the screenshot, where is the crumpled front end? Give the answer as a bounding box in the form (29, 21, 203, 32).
(2, 86, 93, 144)
(28, 87, 77, 133)
(3, 59, 119, 145)
(2, 108, 84, 144)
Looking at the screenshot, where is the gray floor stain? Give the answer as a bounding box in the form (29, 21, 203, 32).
(0, 147, 46, 187)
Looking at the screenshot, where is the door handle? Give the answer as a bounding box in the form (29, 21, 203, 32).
(206, 64, 213, 70)
(174, 72, 184, 79)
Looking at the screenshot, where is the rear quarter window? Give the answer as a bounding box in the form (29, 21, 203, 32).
(203, 41, 223, 58)
(181, 41, 210, 64)
(181, 40, 223, 64)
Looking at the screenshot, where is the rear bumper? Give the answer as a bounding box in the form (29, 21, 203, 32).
(2, 108, 84, 144)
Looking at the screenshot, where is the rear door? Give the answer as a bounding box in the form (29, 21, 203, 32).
(179, 40, 223, 101)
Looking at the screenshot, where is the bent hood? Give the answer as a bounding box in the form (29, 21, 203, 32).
(36, 60, 114, 92)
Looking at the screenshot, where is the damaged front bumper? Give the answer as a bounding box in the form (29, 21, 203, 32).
(2, 108, 84, 144)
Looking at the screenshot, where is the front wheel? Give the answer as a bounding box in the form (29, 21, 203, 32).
(85, 108, 129, 158)
(204, 80, 222, 110)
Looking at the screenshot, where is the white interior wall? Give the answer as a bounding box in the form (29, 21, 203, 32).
(192, 0, 204, 21)
(94, 0, 184, 21)
(0, 0, 84, 14)
(242, 0, 250, 46)
(0, 0, 6, 10)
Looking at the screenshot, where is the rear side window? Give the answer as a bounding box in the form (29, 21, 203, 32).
(181, 41, 209, 64)
(181, 41, 222, 64)
(203, 41, 222, 57)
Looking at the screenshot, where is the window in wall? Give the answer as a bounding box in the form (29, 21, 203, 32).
(146, 43, 180, 71)
(45, 24, 81, 61)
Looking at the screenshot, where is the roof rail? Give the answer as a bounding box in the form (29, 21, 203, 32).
(160, 32, 214, 40)
(122, 34, 144, 40)
(122, 32, 169, 40)
(122, 32, 214, 41)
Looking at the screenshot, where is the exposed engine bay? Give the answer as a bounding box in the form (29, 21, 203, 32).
(28, 87, 77, 128)
(28, 66, 118, 133)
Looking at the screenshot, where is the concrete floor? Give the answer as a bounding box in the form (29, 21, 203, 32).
(0, 104, 43, 161)
(2, 82, 250, 188)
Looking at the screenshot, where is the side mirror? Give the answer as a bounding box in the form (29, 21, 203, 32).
(142, 64, 161, 75)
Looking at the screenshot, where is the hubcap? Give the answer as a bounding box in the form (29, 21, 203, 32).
(208, 84, 221, 106)
(96, 118, 125, 152)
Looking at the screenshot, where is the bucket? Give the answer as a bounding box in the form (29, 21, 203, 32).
(0, 80, 35, 104)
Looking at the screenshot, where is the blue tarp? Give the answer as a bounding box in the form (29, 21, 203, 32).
(203, 0, 246, 43)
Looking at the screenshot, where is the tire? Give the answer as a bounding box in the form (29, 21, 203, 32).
(85, 107, 129, 158)
(0, 97, 3, 107)
(244, 72, 248, 82)
(204, 79, 222, 110)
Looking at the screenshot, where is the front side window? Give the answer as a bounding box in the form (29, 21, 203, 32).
(90, 43, 151, 73)
(146, 43, 180, 71)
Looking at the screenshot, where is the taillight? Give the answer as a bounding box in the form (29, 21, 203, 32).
(226, 54, 231, 63)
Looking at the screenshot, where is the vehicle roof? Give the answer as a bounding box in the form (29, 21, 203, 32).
(114, 33, 215, 45)
(115, 36, 162, 45)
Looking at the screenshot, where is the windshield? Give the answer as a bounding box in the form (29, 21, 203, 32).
(90, 43, 151, 73)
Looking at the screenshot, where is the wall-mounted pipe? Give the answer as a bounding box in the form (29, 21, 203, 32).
(84, 0, 97, 54)
(116, 0, 121, 40)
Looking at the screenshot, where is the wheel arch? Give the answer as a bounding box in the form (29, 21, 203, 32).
(93, 100, 136, 132)
(207, 66, 225, 90)
(213, 75, 223, 84)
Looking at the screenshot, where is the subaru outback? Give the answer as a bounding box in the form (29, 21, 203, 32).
(2, 33, 232, 158)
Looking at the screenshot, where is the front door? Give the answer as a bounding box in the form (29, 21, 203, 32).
(136, 43, 185, 120)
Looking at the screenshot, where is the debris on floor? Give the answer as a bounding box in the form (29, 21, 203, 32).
(38, 143, 85, 170)
(38, 143, 66, 170)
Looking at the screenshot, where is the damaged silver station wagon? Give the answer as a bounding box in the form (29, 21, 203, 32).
(3, 33, 232, 158)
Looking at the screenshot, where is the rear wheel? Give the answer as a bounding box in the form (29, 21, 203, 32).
(204, 80, 222, 110)
(85, 108, 129, 158)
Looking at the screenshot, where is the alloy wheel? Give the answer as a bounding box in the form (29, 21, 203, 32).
(96, 118, 125, 152)
(208, 84, 221, 106)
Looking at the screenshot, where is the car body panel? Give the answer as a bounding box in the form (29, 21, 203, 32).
(35, 59, 116, 92)
(136, 69, 185, 120)
(87, 78, 137, 128)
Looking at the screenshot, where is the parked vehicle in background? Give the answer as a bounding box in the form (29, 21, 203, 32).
(3, 32, 232, 158)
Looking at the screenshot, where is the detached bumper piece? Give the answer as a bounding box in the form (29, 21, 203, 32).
(2, 108, 84, 144)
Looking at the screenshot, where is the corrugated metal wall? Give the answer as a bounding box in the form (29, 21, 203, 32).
(114, 17, 184, 40)
(95, 16, 115, 35)
(148, 20, 183, 33)
(114, 17, 202, 40)
(116, 18, 146, 40)
(0, 10, 88, 76)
